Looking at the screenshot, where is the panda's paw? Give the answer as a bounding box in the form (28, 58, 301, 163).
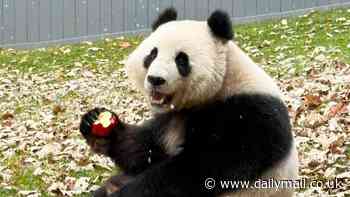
(93, 174, 134, 197)
(92, 186, 108, 197)
(80, 108, 107, 135)
(80, 107, 119, 135)
(80, 107, 118, 154)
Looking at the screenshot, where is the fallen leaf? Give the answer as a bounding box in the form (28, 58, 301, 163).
(308, 160, 321, 168)
(53, 105, 65, 115)
(327, 102, 348, 118)
(119, 42, 131, 49)
(281, 19, 288, 26)
(304, 94, 322, 109)
(328, 118, 340, 131)
(73, 177, 90, 193)
(305, 111, 325, 128)
(88, 47, 103, 52)
(1, 112, 14, 120)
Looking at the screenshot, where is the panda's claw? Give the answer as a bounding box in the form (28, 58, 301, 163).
(80, 107, 110, 135)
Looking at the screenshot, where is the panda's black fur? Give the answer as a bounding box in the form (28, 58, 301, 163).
(143, 47, 158, 69)
(207, 10, 234, 41)
(175, 52, 191, 77)
(80, 8, 295, 197)
(152, 7, 177, 31)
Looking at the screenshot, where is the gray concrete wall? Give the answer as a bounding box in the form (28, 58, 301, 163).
(1, 0, 350, 48)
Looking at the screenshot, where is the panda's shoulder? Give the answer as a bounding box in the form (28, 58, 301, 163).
(194, 93, 288, 118)
(224, 93, 289, 117)
(186, 93, 291, 136)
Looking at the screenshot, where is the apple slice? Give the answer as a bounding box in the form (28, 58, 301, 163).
(92, 111, 118, 137)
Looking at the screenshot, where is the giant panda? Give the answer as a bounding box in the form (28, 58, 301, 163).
(80, 8, 298, 197)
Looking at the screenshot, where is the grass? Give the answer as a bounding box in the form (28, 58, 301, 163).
(4, 154, 46, 191)
(0, 8, 349, 197)
(0, 189, 17, 197)
(0, 36, 142, 73)
(236, 10, 350, 62)
(13, 169, 47, 192)
(234, 8, 350, 77)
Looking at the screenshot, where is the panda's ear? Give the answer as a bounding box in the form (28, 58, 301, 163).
(152, 7, 177, 31)
(207, 10, 233, 42)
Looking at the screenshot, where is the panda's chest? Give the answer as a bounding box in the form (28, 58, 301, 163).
(161, 115, 185, 156)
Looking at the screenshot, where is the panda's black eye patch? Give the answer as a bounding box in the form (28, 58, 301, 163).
(175, 52, 191, 77)
(144, 47, 158, 69)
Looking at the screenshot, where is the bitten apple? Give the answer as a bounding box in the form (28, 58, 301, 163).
(91, 111, 118, 137)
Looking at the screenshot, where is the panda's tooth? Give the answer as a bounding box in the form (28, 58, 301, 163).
(160, 97, 165, 104)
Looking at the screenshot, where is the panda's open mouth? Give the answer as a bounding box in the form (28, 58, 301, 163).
(150, 90, 173, 106)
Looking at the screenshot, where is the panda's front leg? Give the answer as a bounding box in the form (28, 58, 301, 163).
(80, 108, 170, 174)
(109, 153, 198, 197)
(93, 173, 135, 197)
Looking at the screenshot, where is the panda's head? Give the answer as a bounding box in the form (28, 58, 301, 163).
(125, 8, 233, 113)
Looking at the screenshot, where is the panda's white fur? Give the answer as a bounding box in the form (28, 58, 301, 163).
(217, 41, 281, 99)
(126, 21, 227, 111)
(125, 16, 298, 197)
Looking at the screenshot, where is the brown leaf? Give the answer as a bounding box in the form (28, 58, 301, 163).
(1, 112, 14, 120)
(327, 102, 348, 118)
(119, 41, 131, 49)
(329, 144, 342, 154)
(77, 158, 90, 166)
(329, 136, 345, 154)
(304, 94, 322, 109)
(308, 160, 321, 168)
(53, 105, 65, 115)
(1, 112, 14, 127)
(292, 103, 306, 124)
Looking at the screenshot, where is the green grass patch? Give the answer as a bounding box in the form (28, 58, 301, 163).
(0, 189, 17, 197)
(12, 168, 46, 191)
(2, 153, 48, 195)
(235, 8, 350, 65)
(0, 36, 143, 73)
(345, 145, 350, 158)
(69, 164, 119, 185)
(70, 169, 105, 183)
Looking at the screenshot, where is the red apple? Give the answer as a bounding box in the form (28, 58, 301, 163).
(91, 111, 118, 137)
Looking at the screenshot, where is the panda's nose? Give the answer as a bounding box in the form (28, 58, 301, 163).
(147, 75, 166, 86)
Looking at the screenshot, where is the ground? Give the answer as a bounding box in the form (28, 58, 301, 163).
(0, 8, 349, 197)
